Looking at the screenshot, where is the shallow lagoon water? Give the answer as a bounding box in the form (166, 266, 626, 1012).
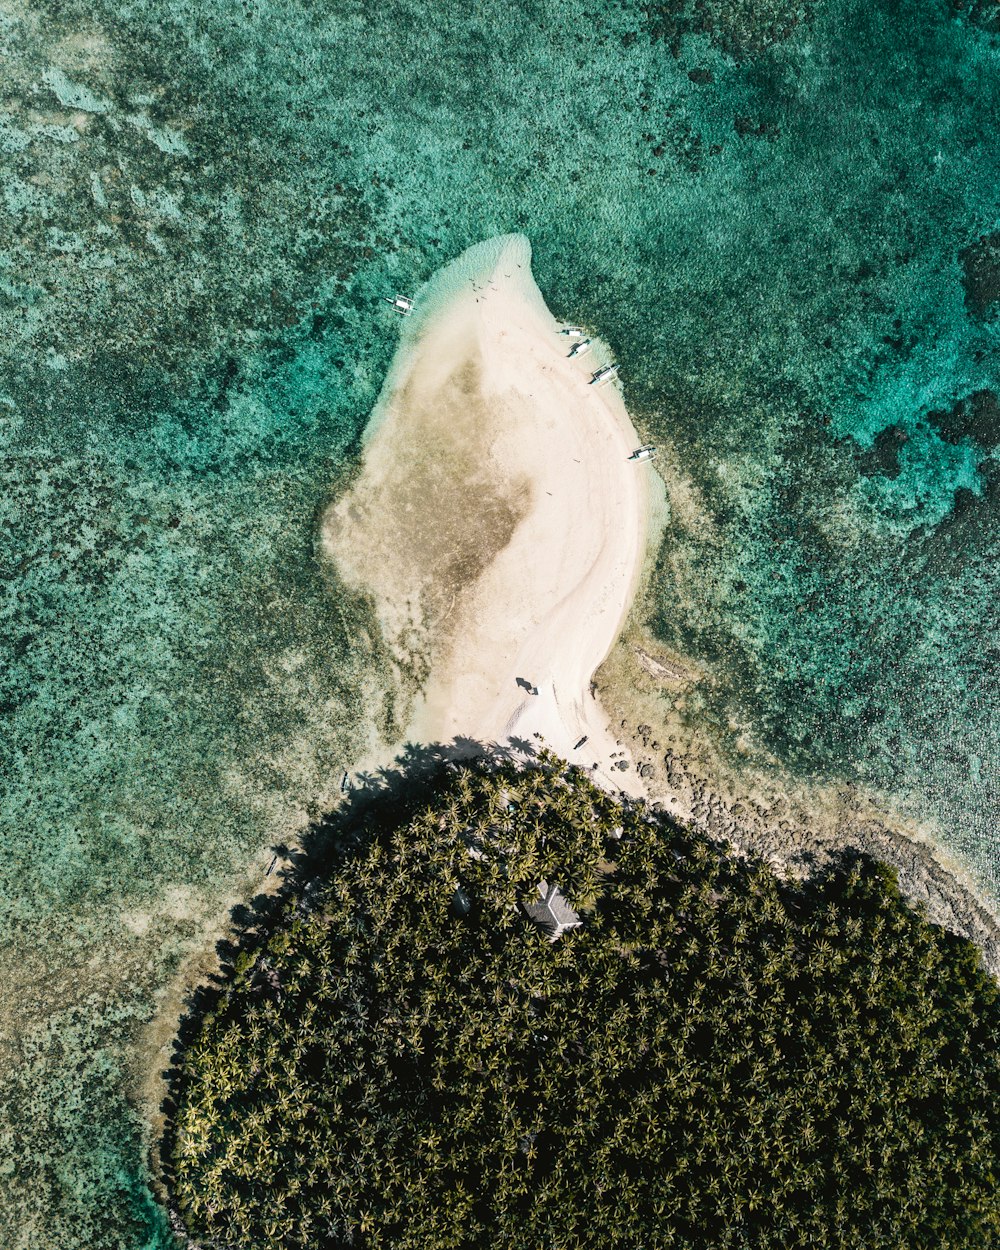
(2, 0, 1000, 1241)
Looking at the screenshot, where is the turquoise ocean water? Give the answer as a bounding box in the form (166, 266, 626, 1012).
(2, 0, 999, 1241)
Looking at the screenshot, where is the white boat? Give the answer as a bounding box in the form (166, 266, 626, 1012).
(559, 326, 584, 337)
(568, 338, 591, 358)
(589, 363, 619, 385)
(628, 445, 656, 462)
(384, 293, 414, 315)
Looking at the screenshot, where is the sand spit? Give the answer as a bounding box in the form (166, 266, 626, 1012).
(321, 232, 1000, 974)
(323, 234, 665, 793)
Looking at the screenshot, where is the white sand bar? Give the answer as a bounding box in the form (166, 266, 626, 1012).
(323, 235, 665, 795)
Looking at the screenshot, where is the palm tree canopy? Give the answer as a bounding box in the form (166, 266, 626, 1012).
(166, 756, 1000, 1250)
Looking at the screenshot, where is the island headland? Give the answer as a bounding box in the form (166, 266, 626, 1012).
(320, 234, 1000, 973)
(155, 233, 1000, 1247)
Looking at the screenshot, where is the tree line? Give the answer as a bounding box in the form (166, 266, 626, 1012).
(165, 753, 1000, 1249)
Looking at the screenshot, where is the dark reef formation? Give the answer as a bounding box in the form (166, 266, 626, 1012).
(951, 0, 1000, 32)
(960, 231, 1000, 316)
(640, 0, 817, 61)
(928, 388, 1000, 450)
(854, 423, 908, 479)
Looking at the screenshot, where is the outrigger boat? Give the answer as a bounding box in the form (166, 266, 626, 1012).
(628, 445, 657, 462)
(589, 363, 619, 385)
(384, 293, 414, 315)
(568, 338, 591, 358)
(558, 326, 585, 337)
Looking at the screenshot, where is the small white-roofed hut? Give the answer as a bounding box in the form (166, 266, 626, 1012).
(522, 880, 582, 940)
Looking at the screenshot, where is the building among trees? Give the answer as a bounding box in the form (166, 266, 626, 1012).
(522, 879, 582, 939)
(164, 755, 1000, 1250)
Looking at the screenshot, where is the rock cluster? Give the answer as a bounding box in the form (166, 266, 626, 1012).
(617, 718, 1000, 977)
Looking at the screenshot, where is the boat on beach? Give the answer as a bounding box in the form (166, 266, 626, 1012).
(568, 338, 591, 357)
(590, 363, 619, 385)
(628, 445, 656, 462)
(559, 326, 584, 337)
(384, 293, 414, 315)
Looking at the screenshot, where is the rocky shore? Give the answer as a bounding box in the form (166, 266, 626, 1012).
(601, 662, 1000, 979)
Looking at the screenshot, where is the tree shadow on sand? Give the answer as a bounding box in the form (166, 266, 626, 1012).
(156, 735, 536, 1193)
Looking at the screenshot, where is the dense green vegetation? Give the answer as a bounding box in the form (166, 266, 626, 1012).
(167, 758, 1000, 1249)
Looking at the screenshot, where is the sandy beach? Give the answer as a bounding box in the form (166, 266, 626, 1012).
(323, 235, 665, 794)
(318, 234, 1000, 973)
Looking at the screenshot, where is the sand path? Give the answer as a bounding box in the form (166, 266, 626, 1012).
(323, 235, 664, 795)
